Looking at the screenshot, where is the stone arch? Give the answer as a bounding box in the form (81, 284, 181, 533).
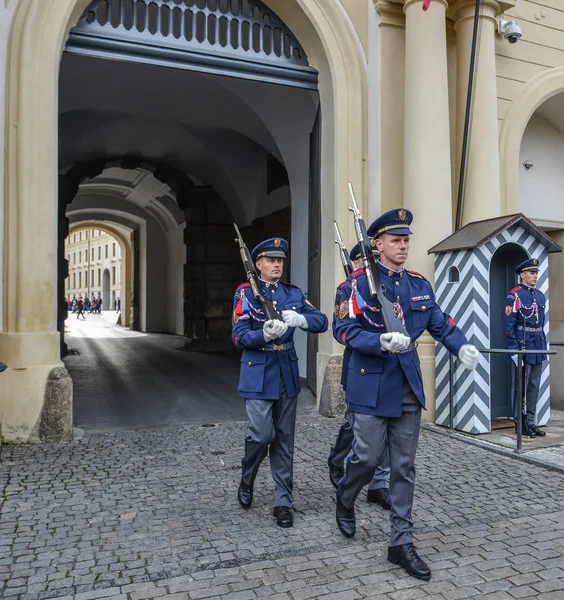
(499, 68, 564, 214)
(68, 222, 132, 329)
(1, 0, 367, 441)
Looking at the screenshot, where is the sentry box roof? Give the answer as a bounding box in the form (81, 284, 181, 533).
(428, 213, 562, 255)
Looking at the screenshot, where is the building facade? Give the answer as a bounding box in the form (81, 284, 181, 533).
(65, 228, 122, 310)
(2, 0, 564, 442)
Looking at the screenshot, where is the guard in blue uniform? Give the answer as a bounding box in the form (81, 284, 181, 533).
(328, 243, 391, 510)
(232, 237, 328, 528)
(503, 258, 547, 438)
(333, 209, 479, 581)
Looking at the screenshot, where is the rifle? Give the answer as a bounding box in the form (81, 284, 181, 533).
(347, 182, 409, 335)
(334, 221, 353, 277)
(233, 223, 283, 322)
(519, 314, 532, 437)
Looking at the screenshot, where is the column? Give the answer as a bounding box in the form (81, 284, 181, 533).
(403, 0, 452, 424)
(375, 0, 406, 213)
(403, 0, 453, 279)
(451, 0, 504, 225)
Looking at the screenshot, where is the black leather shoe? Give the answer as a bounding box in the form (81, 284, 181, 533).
(237, 481, 253, 509)
(273, 506, 293, 528)
(366, 488, 391, 510)
(388, 543, 431, 581)
(327, 455, 345, 489)
(515, 424, 536, 438)
(531, 425, 546, 437)
(336, 494, 355, 538)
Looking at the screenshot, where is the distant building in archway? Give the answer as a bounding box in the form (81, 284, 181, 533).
(64, 228, 122, 310)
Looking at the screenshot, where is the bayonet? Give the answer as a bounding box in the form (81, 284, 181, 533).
(334, 221, 353, 277)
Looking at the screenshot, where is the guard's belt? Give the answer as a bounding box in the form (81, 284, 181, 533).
(259, 342, 295, 352)
(516, 326, 543, 333)
(396, 342, 417, 354)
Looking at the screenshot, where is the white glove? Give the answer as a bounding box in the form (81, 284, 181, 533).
(282, 310, 308, 330)
(263, 319, 288, 342)
(511, 355, 518, 367)
(458, 344, 479, 370)
(380, 332, 411, 353)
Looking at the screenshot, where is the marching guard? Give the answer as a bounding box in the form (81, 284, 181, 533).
(232, 237, 328, 528)
(333, 209, 479, 581)
(328, 243, 391, 510)
(503, 258, 547, 438)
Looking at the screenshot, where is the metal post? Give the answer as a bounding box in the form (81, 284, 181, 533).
(476, 348, 557, 451)
(449, 353, 454, 430)
(516, 353, 524, 454)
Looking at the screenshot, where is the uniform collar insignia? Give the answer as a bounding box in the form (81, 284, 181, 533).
(377, 259, 404, 278)
(259, 278, 279, 288)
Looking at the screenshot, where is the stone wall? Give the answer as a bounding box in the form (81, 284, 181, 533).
(181, 186, 290, 352)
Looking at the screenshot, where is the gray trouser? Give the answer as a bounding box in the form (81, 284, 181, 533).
(242, 378, 297, 507)
(329, 407, 390, 490)
(339, 379, 421, 547)
(512, 362, 542, 427)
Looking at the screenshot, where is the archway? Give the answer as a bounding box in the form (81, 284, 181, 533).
(2, 0, 367, 442)
(68, 222, 132, 329)
(499, 67, 564, 214)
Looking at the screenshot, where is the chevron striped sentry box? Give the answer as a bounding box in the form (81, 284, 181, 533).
(429, 214, 562, 434)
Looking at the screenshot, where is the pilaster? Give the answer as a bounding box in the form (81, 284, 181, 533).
(449, 0, 505, 225)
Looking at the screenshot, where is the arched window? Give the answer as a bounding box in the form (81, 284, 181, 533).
(448, 266, 460, 283)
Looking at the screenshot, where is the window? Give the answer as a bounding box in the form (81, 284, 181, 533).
(98, 269, 101, 286)
(105, 244, 108, 259)
(73, 273, 76, 288)
(112, 242, 116, 257)
(78, 251, 81, 264)
(98, 246, 101, 260)
(79, 231, 82, 242)
(78, 272, 82, 288)
(85, 271, 88, 287)
(112, 266, 116, 284)
(91, 270, 94, 287)
(73, 234, 76, 243)
(73, 252, 76, 265)
(91, 247, 95, 261)
(448, 266, 460, 284)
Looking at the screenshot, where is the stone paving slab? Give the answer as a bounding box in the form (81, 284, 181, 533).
(2, 416, 564, 599)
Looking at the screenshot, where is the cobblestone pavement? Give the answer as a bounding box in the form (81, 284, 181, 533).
(2, 416, 564, 600)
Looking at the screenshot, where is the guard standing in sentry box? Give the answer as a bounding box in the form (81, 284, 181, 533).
(503, 258, 548, 439)
(231, 233, 328, 528)
(333, 208, 479, 581)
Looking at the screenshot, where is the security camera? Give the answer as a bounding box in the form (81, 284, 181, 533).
(523, 160, 534, 171)
(498, 18, 522, 43)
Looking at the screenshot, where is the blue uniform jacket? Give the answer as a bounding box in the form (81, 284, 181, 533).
(503, 284, 547, 364)
(333, 282, 351, 390)
(333, 262, 468, 417)
(232, 280, 328, 400)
